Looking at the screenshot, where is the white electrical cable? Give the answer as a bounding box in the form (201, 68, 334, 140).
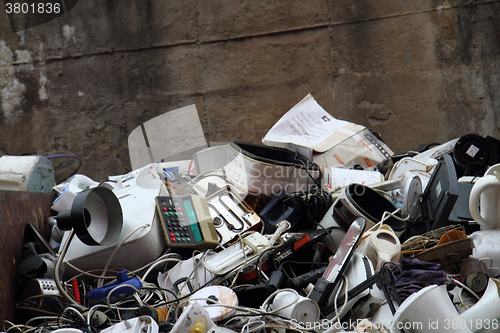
(382, 208, 410, 222)
(251, 323, 305, 333)
(229, 234, 251, 287)
(86, 290, 141, 322)
(139, 282, 158, 303)
(87, 303, 143, 327)
(260, 288, 300, 314)
(141, 258, 181, 282)
(54, 229, 86, 310)
(173, 251, 212, 294)
(241, 317, 266, 333)
(367, 208, 410, 233)
(292, 274, 350, 332)
(66, 263, 124, 280)
(334, 275, 349, 328)
(67, 252, 182, 282)
(219, 299, 320, 332)
(133, 293, 144, 307)
(268, 220, 290, 246)
(62, 306, 86, 323)
(97, 223, 150, 288)
(15, 294, 48, 307)
(174, 296, 265, 321)
(87, 304, 107, 326)
(458, 287, 469, 311)
(3, 321, 34, 333)
(162, 260, 184, 293)
(24, 316, 59, 327)
(106, 283, 141, 307)
(188, 168, 225, 185)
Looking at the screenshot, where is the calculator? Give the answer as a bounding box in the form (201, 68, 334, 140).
(155, 195, 219, 249)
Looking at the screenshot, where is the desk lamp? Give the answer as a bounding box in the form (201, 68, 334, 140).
(53, 187, 123, 308)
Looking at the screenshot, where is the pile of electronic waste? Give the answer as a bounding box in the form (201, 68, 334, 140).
(6, 95, 500, 333)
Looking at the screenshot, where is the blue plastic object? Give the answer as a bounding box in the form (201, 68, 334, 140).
(85, 270, 143, 300)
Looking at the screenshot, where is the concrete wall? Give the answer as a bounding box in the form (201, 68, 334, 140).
(0, 0, 499, 180)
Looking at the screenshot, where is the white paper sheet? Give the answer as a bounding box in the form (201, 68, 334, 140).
(262, 94, 365, 153)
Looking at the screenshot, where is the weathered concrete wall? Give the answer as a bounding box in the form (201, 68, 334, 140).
(0, 0, 499, 180)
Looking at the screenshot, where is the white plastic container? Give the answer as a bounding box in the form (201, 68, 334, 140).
(391, 285, 472, 333)
(470, 230, 500, 277)
(355, 225, 401, 272)
(469, 172, 500, 230)
(322, 167, 384, 191)
(100, 316, 158, 333)
(225, 142, 320, 196)
(271, 290, 320, 324)
(0, 155, 55, 192)
(460, 279, 500, 333)
(60, 172, 167, 277)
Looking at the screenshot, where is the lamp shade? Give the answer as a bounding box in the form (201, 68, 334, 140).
(56, 187, 123, 246)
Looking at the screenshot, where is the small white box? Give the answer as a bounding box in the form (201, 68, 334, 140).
(322, 167, 385, 190)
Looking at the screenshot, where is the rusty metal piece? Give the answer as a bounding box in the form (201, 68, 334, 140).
(0, 190, 55, 323)
(415, 238, 474, 274)
(460, 258, 490, 295)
